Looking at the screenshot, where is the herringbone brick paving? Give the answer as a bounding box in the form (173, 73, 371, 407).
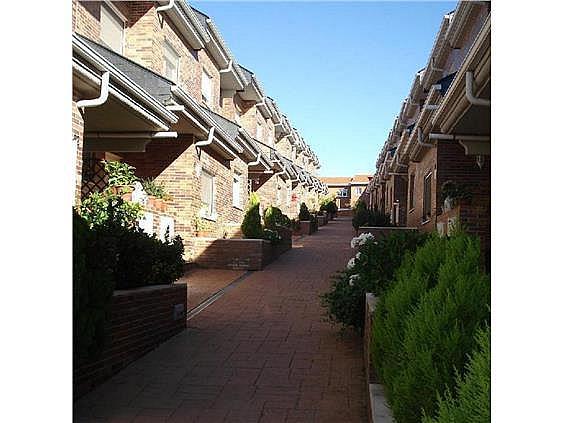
(74, 217, 367, 422)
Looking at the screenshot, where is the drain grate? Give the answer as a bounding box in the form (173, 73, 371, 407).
(186, 271, 253, 321)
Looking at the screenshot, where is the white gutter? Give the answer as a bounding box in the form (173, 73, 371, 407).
(428, 133, 490, 141)
(77, 71, 110, 108)
(156, 0, 174, 12)
(85, 131, 177, 139)
(465, 71, 491, 106)
(195, 126, 215, 148)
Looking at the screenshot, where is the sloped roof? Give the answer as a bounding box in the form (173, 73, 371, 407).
(77, 34, 174, 105)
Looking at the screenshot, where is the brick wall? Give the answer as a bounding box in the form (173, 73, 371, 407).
(122, 137, 249, 259)
(192, 238, 291, 270)
(72, 97, 84, 206)
(436, 140, 490, 252)
(74, 283, 187, 398)
(406, 147, 438, 231)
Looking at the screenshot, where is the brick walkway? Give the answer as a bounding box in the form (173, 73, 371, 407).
(75, 217, 367, 422)
(177, 269, 246, 311)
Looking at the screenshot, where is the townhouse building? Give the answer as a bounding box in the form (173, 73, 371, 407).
(72, 0, 326, 258)
(321, 175, 372, 209)
(369, 1, 491, 253)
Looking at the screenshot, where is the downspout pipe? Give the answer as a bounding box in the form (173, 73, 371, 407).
(465, 71, 491, 107)
(156, 0, 175, 12)
(274, 163, 287, 177)
(77, 71, 110, 109)
(219, 59, 233, 74)
(417, 127, 434, 148)
(247, 151, 261, 166)
(195, 126, 215, 148)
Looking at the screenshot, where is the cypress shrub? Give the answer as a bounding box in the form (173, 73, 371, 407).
(372, 235, 450, 382)
(422, 326, 490, 423)
(298, 202, 311, 221)
(371, 233, 490, 423)
(241, 193, 263, 239)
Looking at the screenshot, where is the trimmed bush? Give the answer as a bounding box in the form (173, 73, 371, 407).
(422, 326, 490, 423)
(352, 200, 391, 229)
(352, 200, 370, 230)
(320, 230, 427, 331)
(320, 197, 338, 216)
(371, 232, 490, 423)
(264, 206, 291, 229)
(299, 202, 311, 221)
(114, 228, 184, 289)
(241, 194, 263, 239)
(74, 210, 117, 360)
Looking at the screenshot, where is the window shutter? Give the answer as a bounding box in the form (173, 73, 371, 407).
(100, 5, 124, 53)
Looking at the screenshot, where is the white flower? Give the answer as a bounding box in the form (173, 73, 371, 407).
(350, 236, 360, 249)
(349, 274, 360, 286)
(357, 232, 375, 246)
(347, 257, 356, 270)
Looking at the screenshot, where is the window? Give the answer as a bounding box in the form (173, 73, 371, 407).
(257, 121, 263, 141)
(201, 170, 215, 219)
(100, 4, 124, 53)
(337, 188, 348, 198)
(232, 172, 241, 209)
(355, 186, 363, 195)
(164, 41, 179, 82)
(423, 172, 432, 221)
(201, 69, 212, 104)
(409, 174, 415, 210)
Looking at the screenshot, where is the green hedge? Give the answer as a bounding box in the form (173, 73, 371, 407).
(423, 326, 490, 423)
(74, 206, 185, 359)
(352, 200, 391, 229)
(74, 210, 117, 360)
(320, 230, 427, 331)
(371, 232, 490, 423)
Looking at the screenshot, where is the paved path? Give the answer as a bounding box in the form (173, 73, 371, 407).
(75, 217, 367, 422)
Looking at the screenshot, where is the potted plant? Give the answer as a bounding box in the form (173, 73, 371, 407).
(103, 160, 137, 194)
(441, 180, 471, 212)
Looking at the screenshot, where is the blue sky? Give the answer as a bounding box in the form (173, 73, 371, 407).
(192, 1, 456, 176)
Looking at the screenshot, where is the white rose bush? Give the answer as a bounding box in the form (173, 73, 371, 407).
(321, 230, 428, 331)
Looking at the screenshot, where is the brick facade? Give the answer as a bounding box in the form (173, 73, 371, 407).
(370, 2, 490, 255)
(73, 1, 324, 267)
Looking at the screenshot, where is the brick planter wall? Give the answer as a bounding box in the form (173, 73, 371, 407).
(296, 220, 313, 235)
(191, 236, 292, 270)
(74, 283, 187, 398)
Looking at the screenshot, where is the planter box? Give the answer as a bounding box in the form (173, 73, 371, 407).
(295, 220, 313, 236)
(191, 236, 292, 270)
(364, 293, 393, 422)
(317, 215, 326, 227)
(74, 283, 187, 398)
(357, 226, 418, 240)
